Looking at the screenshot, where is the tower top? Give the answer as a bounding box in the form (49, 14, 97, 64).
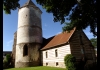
(19, 0, 42, 13)
(23, 0, 36, 7)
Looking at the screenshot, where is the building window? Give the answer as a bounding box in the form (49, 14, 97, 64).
(46, 62, 48, 66)
(56, 62, 59, 66)
(23, 44, 28, 56)
(55, 49, 58, 57)
(46, 51, 48, 58)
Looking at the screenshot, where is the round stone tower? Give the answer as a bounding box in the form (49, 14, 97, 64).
(15, 0, 42, 68)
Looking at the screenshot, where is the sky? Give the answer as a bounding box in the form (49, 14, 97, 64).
(3, 0, 96, 51)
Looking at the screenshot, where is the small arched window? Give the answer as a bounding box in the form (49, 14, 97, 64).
(46, 62, 48, 66)
(23, 44, 28, 56)
(55, 49, 58, 57)
(56, 62, 59, 66)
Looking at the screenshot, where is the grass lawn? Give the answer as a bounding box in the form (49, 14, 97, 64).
(4, 66, 66, 70)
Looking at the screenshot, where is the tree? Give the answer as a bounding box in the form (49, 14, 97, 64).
(6, 54, 12, 65)
(3, 0, 97, 36)
(90, 38, 97, 48)
(3, 54, 12, 68)
(3, 0, 20, 14)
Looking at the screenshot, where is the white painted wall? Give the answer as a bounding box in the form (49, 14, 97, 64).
(42, 44, 71, 68)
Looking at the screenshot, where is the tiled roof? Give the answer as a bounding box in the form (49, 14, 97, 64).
(41, 28, 76, 50)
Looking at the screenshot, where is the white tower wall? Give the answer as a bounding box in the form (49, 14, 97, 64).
(17, 7, 42, 44)
(15, 0, 42, 68)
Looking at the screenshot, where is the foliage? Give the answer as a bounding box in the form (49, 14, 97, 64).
(90, 38, 97, 48)
(3, 54, 12, 69)
(64, 54, 76, 70)
(90, 38, 97, 55)
(6, 54, 12, 64)
(3, 0, 97, 36)
(3, 0, 20, 14)
(4, 66, 66, 70)
(3, 58, 8, 69)
(36, 0, 97, 37)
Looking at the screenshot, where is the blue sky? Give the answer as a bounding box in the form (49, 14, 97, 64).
(3, 0, 96, 51)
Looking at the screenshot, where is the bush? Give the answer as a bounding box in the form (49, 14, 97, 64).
(64, 54, 76, 70)
(3, 58, 8, 69)
(6, 54, 11, 64)
(3, 54, 12, 69)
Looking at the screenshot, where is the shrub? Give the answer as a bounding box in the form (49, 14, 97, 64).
(64, 54, 76, 70)
(3, 54, 12, 69)
(6, 54, 11, 64)
(3, 58, 8, 69)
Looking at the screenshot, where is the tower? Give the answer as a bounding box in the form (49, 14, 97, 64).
(15, 0, 42, 68)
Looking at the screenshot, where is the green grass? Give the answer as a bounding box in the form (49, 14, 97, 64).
(4, 66, 66, 70)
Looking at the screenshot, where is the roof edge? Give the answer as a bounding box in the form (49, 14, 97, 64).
(66, 27, 76, 42)
(41, 42, 69, 51)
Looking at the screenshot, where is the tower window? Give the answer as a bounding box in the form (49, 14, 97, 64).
(23, 44, 28, 56)
(46, 51, 48, 58)
(55, 49, 58, 57)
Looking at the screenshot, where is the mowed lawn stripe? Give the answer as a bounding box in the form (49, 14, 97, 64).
(5, 66, 66, 70)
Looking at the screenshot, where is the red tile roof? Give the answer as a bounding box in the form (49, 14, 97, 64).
(41, 28, 76, 50)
